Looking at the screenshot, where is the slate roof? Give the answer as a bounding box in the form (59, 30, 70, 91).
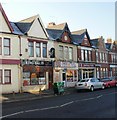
(90, 39, 99, 49)
(105, 43, 112, 50)
(72, 33, 86, 45)
(10, 22, 23, 35)
(46, 28, 63, 40)
(71, 29, 91, 46)
(14, 22, 33, 34)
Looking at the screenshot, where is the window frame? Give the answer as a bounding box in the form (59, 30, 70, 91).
(0, 69, 2, 84)
(0, 37, 2, 55)
(28, 41, 34, 57)
(36, 42, 41, 57)
(42, 43, 47, 58)
(4, 69, 11, 84)
(3, 38, 10, 56)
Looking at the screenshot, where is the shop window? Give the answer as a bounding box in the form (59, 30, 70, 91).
(67, 70, 73, 82)
(4, 70, 11, 84)
(0, 69, 2, 84)
(38, 72, 46, 84)
(4, 38, 10, 56)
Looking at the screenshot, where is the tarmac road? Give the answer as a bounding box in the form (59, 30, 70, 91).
(1, 87, 117, 119)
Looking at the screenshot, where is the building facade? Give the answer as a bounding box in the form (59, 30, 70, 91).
(47, 22, 78, 87)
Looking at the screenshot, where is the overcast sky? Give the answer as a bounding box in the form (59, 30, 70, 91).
(1, 0, 116, 41)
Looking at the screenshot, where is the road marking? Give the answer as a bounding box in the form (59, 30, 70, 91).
(1, 111, 24, 119)
(25, 106, 59, 113)
(60, 101, 74, 107)
(1, 91, 117, 118)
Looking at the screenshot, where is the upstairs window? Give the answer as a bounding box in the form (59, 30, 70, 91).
(69, 47, 73, 60)
(28, 41, 34, 57)
(81, 49, 84, 61)
(0, 38, 2, 55)
(4, 38, 10, 56)
(36, 42, 41, 57)
(43, 43, 47, 58)
(64, 46, 68, 60)
(59, 45, 64, 59)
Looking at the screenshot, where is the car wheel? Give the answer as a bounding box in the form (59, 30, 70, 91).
(90, 86, 94, 92)
(115, 83, 117, 87)
(102, 84, 105, 89)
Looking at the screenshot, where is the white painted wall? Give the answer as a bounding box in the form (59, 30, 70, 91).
(2, 65, 20, 93)
(28, 18, 48, 39)
(0, 12, 11, 33)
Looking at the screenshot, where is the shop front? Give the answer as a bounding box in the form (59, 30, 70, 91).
(78, 63, 95, 80)
(21, 59, 53, 92)
(54, 61, 78, 87)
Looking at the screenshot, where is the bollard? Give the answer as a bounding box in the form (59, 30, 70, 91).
(12, 91, 15, 99)
(39, 88, 42, 95)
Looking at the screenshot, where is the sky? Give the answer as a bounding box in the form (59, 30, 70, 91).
(0, 0, 116, 41)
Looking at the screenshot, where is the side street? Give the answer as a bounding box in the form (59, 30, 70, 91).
(0, 3, 117, 96)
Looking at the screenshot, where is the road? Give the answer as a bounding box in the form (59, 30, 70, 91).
(1, 87, 117, 119)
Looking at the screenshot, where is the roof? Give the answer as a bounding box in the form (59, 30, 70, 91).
(71, 29, 91, 46)
(105, 43, 112, 50)
(46, 28, 63, 40)
(14, 22, 33, 34)
(72, 33, 85, 45)
(90, 39, 99, 48)
(10, 22, 23, 35)
(72, 29, 87, 35)
(19, 15, 38, 23)
(47, 22, 67, 30)
(46, 22, 72, 41)
(0, 3, 13, 32)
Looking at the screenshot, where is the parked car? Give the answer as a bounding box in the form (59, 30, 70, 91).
(75, 78, 105, 92)
(100, 77, 117, 88)
(109, 76, 117, 87)
(100, 78, 112, 88)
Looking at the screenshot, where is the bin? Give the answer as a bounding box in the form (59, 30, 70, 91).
(53, 82, 64, 95)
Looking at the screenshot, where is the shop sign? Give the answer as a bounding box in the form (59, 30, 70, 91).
(79, 63, 95, 67)
(55, 61, 77, 68)
(21, 59, 52, 66)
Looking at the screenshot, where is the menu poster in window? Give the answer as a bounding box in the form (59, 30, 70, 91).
(39, 77, 46, 85)
(30, 73, 38, 85)
(23, 72, 30, 86)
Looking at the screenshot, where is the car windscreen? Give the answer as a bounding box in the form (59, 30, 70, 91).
(101, 78, 110, 81)
(80, 79, 89, 82)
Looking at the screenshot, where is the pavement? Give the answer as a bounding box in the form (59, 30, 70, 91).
(0, 87, 75, 103)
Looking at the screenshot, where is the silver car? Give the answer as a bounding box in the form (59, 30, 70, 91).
(75, 78, 105, 92)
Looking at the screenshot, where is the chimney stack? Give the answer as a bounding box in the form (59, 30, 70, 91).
(47, 22, 56, 27)
(107, 38, 112, 43)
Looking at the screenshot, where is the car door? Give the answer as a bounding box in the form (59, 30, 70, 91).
(91, 78, 98, 89)
(93, 78, 101, 88)
(95, 78, 102, 88)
